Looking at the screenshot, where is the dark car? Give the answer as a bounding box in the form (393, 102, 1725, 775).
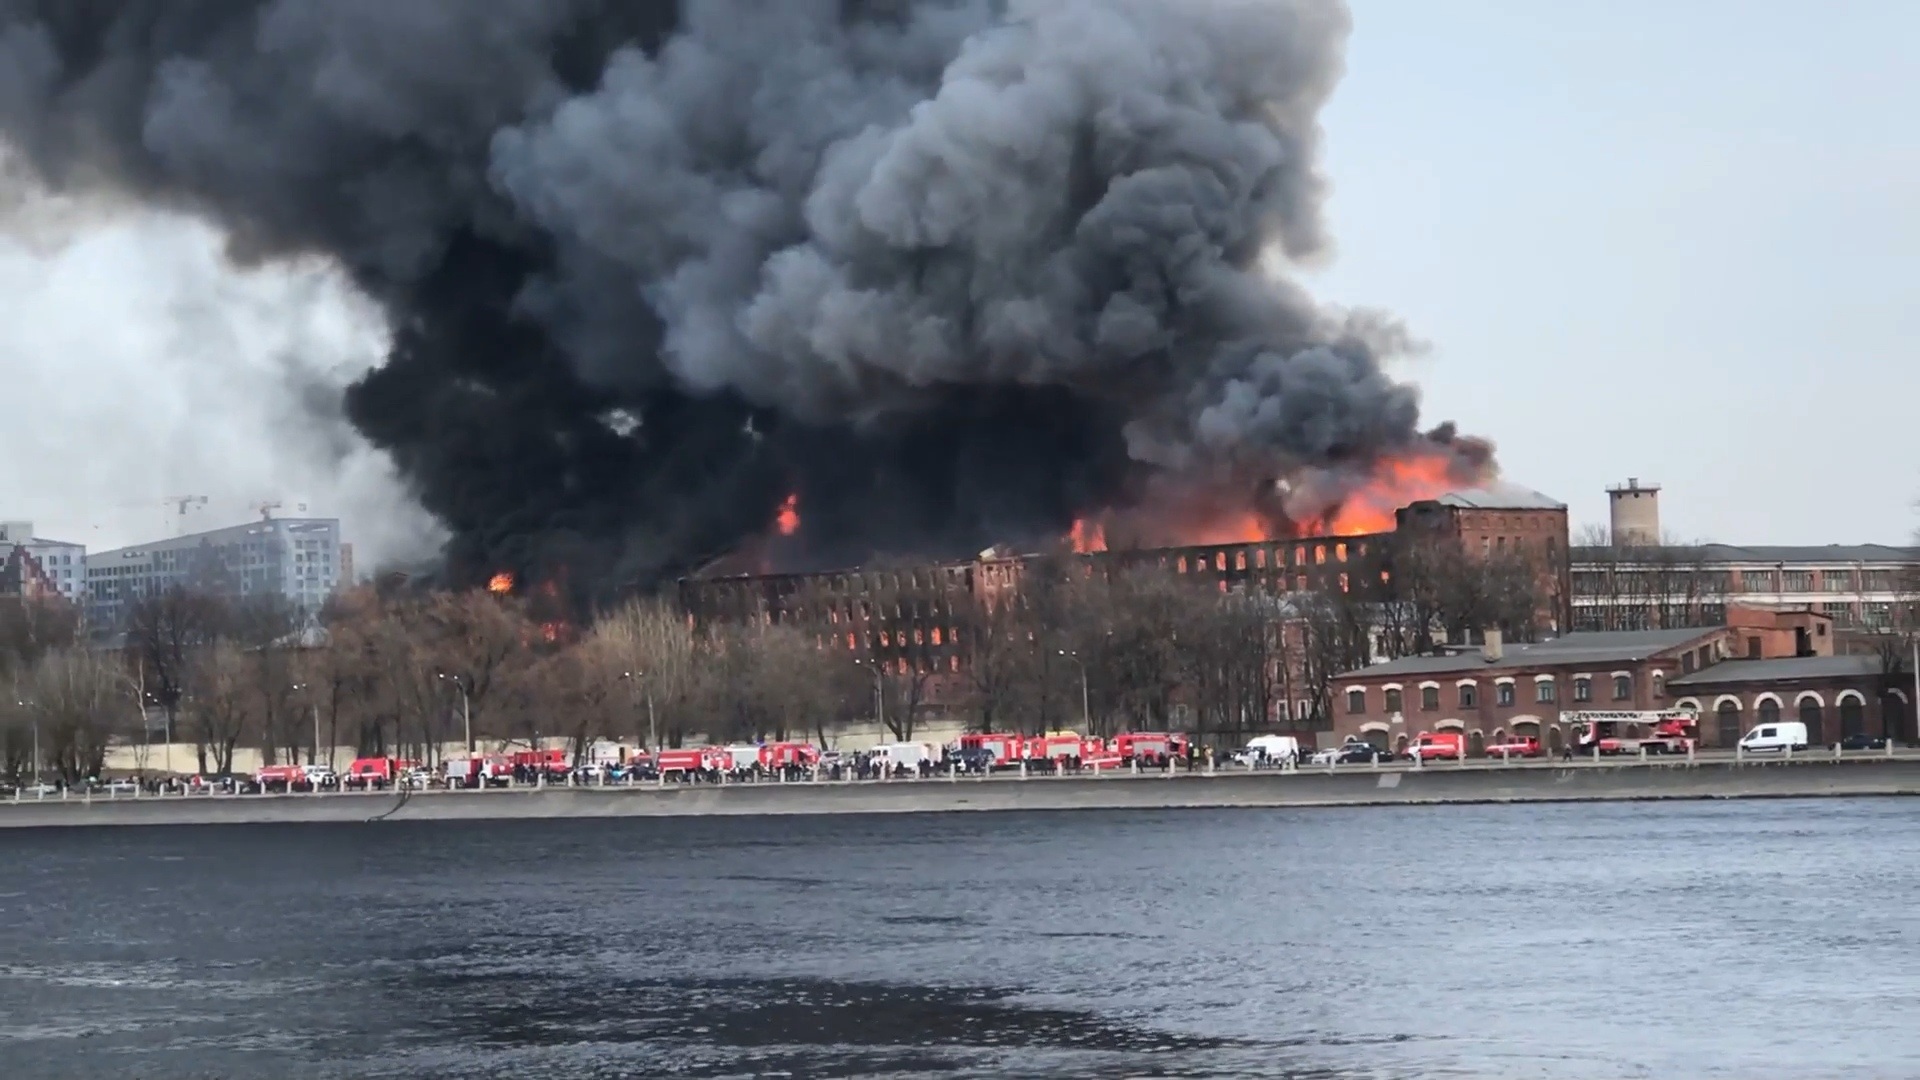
(1839, 733, 1889, 751)
(1335, 743, 1389, 764)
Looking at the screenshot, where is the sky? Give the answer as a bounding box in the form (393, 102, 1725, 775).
(1309, 0, 1920, 544)
(0, 0, 1914, 563)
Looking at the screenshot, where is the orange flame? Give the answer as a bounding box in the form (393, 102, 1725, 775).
(540, 621, 563, 643)
(487, 572, 514, 595)
(775, 493, 800, 537)
(1062, 450, 1464, 550)
(1069, 517, 1107, 553)
(1320, 453, 1456, 536)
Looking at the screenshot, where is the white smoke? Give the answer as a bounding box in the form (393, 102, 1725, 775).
(0, 163, 439, 567)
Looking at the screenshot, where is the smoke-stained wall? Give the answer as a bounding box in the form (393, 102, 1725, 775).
(0, 0, 1487, 603)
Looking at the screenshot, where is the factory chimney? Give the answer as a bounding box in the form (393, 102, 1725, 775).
(1606, 479, 1662, 546)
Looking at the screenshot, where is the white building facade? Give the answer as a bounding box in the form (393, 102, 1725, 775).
(86, 515, 344, 626)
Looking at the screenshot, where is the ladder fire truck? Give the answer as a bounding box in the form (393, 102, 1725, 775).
(1562, 709, 1699, 755)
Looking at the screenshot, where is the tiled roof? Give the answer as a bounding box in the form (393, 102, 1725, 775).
(1666, 654, 1883, 686)
(1339, 627, 1714, 680)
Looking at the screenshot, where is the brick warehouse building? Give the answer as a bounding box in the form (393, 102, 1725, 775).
(679, 484, 1573, 726)
(1327, 606, 1854, 754)
(1666, 653, 1912, 747)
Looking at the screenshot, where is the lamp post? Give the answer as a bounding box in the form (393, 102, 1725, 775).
(1058, 650, 1091, 733)
(620, 671, 658, 752)
(856, 658, 885, 733)
(290, 682, 318, 766)
(436, 672, 472, 753)
(18, 701, 38, 786)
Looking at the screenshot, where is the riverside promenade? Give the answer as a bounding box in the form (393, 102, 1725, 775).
(5, 752, 1920, 829)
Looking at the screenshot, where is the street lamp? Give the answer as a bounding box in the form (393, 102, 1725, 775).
(17, 700, 38, 787)
(855, 658, 885, 732)
(290, 682, 326, 769)
(436, 672, 472, 752)
(1058, 650, 1091, 733)
(619, 671, 659, 752)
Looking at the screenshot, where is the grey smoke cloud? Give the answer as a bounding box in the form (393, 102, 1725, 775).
(0, 0, 1487, 591)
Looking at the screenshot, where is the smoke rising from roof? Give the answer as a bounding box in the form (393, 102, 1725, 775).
(0, 0, 1490, 600)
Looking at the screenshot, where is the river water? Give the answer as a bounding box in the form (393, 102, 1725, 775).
(2, 799, 1916, 1079)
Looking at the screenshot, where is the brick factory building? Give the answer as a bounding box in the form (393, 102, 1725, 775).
(679, 483, 1573, 726)
(1327, 606, 1855, 754)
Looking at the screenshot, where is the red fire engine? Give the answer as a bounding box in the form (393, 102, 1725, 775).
(758, 742, 821, 770)
(1566, 710, 1698, 755)
(1113, 732, 1182, 766)
(654, 747, 730, 776)
(959, 733, 1025, 769)
(509, 748, 571, 777)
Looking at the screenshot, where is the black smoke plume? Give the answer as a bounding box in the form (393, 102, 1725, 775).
(0, 0, 1490, 602)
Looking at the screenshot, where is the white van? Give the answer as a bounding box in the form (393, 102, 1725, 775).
(1739, 721, 1809, 754)
(869, 742, 935, 769)
(1234, 734, 1301, 768)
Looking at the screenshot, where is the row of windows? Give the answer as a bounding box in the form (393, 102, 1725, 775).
(1346, 673, 1659, 715)
(1164, 541, 1366, 575)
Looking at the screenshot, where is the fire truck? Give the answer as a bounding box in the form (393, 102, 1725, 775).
(1113, 732, 1181, 766)
(445, 754, 513, 788)
(509, 748, 572, 778)
(1024, 732, 1085, 763)
(1564, 710, 1699, 755)
(654, 747, 729, 778)
(959, 733, 1025, 770)
(758, 742, 821, 770)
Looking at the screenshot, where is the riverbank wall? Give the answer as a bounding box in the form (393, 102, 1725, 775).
(5, 756, 1919, 829)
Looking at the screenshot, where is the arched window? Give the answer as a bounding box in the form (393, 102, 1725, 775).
(1574, 677, 1592, 703)
(1840, 697, 1865, 738)
(1758, 699, 1781, 726)
(1715, 700, 1742, 747)
(1800, 698, 1823, 741)
(1651, 673, 1665, 698)
(1612, 675, 1632, 701)
(1346, 688, 1366, 715)
(1384, 688, 1403, 714)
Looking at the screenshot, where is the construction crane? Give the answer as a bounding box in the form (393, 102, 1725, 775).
(147, 495, 209, 536)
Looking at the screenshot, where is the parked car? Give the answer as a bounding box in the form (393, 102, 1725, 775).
(105, 778, 138, 795)
(1335, 742, 1390, 764)
(1839, 733, 1889, 751)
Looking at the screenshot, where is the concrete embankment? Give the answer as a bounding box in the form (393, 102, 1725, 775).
(4, 756, 1919, 829)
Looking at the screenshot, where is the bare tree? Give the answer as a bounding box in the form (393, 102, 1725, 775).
(24, 647, 128, 784)
(595, 596, 702, 749)
(422, 589, 531, 752)
(126, 588, 230, 752)
(1294, 587, 1375, 727)
(185, 643, 252, 776)
(1570, 526, 1728, 631)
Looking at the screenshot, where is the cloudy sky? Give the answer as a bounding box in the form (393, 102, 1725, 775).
(0, 0, 1914, 563)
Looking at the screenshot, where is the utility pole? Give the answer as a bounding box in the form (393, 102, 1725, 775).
(647, 686, 658, 753)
